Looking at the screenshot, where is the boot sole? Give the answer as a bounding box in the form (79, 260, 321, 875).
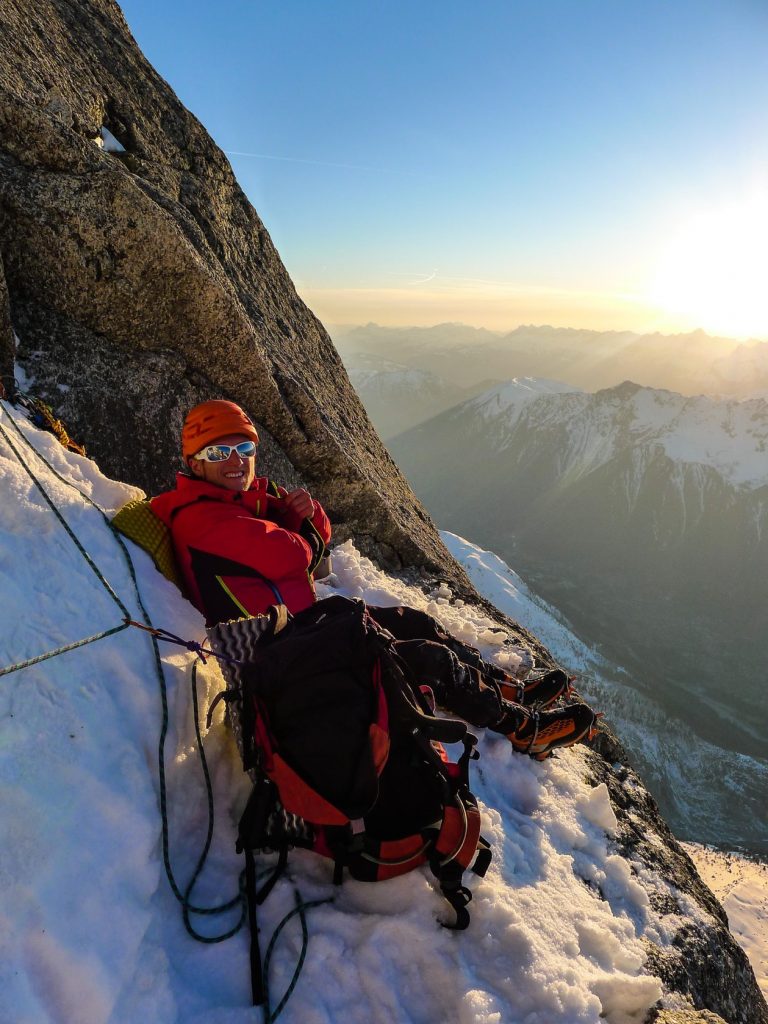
(530, 717, 597, 760)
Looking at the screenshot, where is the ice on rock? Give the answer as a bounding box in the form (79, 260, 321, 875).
(98, 126, 126, 152)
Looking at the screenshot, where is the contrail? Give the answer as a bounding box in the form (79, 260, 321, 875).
(410, 270, 438, 285)
(385, 270, 439, 285)
(223, 150, 426, 179)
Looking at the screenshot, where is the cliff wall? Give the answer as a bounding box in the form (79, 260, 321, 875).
(0, 0, 465, 583)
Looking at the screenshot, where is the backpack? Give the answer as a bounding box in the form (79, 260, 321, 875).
(207, 595, 492, 1005)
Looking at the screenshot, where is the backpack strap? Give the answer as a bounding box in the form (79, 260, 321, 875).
(437, 874, 473, 931)
(430, 735, 492, 929)
(237, 776, 291, 1006)
(243, 847, 265, 1005)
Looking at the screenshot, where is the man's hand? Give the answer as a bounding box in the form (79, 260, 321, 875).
(284, 488, 315, 520)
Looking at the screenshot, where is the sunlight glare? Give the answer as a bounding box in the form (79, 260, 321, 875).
(649, 195, 768, 339)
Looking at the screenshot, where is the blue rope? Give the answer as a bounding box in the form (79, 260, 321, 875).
(0, 401, 244, 938)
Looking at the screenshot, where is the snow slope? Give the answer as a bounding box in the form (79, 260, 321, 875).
(0, 401, 746, 1024)
(440, 530, 768, 854)
(683, 845, 768, 1002)
(442, 530, 768, 1001)
(468, 377, 582, 422)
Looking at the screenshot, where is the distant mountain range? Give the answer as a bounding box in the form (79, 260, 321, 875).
(386, 378, 768, 792)
(338, 323, 768, 850)
(344, 352, 495, 438)
(333, 323, 768, 437)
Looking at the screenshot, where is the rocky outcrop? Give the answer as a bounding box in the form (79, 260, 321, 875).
(0, 252, 13, 390)
(0, 0, 471, 587)
(587, 745, 767, 1024)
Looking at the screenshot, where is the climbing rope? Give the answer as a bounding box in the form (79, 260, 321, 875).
(0, 409, 134, 677)
(0, 623, 131, 678)
(0, 400, 244, 939)
(0, 398, 327, 1014)
(262, 890, 332, 1024)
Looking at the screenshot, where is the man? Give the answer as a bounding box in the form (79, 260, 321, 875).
(152, 400, 596, 758)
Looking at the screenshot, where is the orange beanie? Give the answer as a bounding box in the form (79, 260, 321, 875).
(181, 400, 260, 460)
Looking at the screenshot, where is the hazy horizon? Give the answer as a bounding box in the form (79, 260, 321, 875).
(329, 319, 768, 345)
(301, 286, 768, 343)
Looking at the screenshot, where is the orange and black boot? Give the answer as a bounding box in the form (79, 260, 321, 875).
(501, 702, 597, 760)
(498, 668, 572, 710)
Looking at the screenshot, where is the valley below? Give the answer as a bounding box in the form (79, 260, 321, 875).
(338, 327, 768, 855)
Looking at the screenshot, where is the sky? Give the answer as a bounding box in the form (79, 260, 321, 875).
(118, 0, 768, 338)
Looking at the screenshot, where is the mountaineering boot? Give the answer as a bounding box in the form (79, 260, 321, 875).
(498, 668, 572, 710)
(502, 702, 597, 760)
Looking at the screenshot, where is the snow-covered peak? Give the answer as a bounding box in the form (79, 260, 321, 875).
(452, 379, 768, 489)
(594, 384, 768, 489)
(468, 376, 582, 418)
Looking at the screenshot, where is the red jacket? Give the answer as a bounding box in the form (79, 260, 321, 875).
(151, 474, 331, 625)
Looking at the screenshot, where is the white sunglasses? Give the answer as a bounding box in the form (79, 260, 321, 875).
(192, 441, 258, 463)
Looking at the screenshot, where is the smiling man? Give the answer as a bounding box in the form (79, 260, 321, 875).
(151, 399, 331, 625)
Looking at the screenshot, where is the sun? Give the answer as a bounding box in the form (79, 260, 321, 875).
(648, 194, 768, 339)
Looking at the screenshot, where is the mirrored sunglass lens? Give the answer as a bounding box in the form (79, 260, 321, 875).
(201, 442, 257, 461)
(206, 445, 231, 461)
(235, 442, 257, 457)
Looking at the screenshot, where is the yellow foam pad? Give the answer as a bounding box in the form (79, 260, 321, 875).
(112, 499, 184, 591)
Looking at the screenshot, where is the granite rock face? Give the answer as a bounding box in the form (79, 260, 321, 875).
(0, 252, 13, 389)
(649, 1013, 729, 1024)
(0, 0, 471, 587)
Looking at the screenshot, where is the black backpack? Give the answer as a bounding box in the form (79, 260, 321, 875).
(207, 595, 492, 1005)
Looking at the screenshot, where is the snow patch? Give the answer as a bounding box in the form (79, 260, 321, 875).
(97, 126, 126, 153)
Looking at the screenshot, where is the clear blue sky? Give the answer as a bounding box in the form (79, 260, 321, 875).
(119, 0, 768, 336)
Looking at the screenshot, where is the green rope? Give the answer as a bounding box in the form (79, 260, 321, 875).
(0, 398, 329, 1003)
(0, 623, 130, 678)
(263, 891, 333, 1024)
(0, 414, 130, 617)
(178, 660, 246, 941)
(0, 400, 244, 938)
(0, 412, 133, 677)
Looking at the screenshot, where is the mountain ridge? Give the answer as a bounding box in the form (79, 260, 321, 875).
(388, 377, 768, 844)
(334, 322, 768, 399)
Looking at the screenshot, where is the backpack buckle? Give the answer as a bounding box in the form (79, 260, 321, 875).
(347, 817, 366, 854)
